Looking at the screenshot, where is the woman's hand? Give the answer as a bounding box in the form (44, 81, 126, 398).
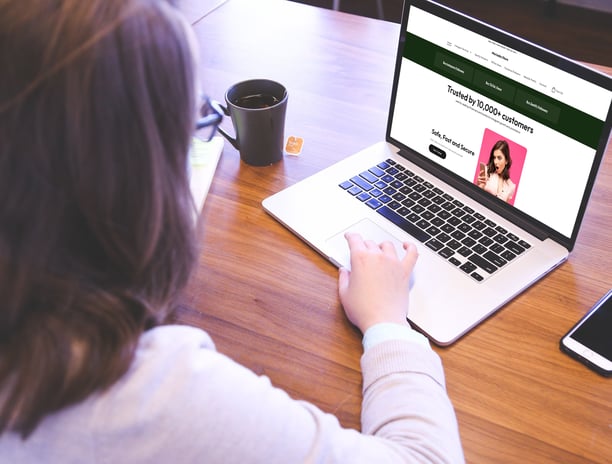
(477, 172, 487, 188)
(338, 232, 418, 333)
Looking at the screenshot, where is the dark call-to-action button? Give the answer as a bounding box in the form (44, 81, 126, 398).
(429, 144, 446, 159)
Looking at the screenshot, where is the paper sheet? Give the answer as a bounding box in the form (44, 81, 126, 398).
(189, 135, 224, 214)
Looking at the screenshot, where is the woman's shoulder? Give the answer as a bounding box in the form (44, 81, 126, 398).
(139, 324, 216, 352)
(124, 324, 226, 383)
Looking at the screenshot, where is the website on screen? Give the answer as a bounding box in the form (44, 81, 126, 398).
(390, 6, 611, 238)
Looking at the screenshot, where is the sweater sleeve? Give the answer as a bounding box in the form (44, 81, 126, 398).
(360, 340, 465, 463)
(91, 325, 464, 464)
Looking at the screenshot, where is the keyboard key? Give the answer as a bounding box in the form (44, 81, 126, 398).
(482, 227, 497, 237)
(376, 206, 431, 243)
(461, 237, 476, 247)
(426, 238, 444, 252)
(441, 223, 454, 234)
(428, 203, 442, 214)
(471, 272, 484, 282)
(438, 210, 452, 220)
(495, 225, 507, 234)
(490, 243, 504, 254)
(479, 236, 493, 246)
(421, 211, 434, 221)
(458, 246, 472, 257)
(431, 217, 444, 227)
(439, 247, 455, 259)
(457, 223, 471, 233)
(360, 170, 378, 183)
(460, 262, 477, 274)
(473, 244, 487, 254)
(350, 176, 373, 191)
(406, 212, 419, 223)
(369, 166, 385, 177)
(426, 225, 441, 236)
(468, 254, 498, 274)
(493, 234, 509, 244)
(506, 241, 525, 255)
(374, 180, 387, 189)
(518, 239, 531, 249)
(437, 232, 451, 243)
(416, 219, 430, 230)
(468, 229, 483, 240)
(448, 217, 461, 227)
(447, 239, 461, 250)
(484, 251, 507, 267)
(472, 221, 486, 230)
(451, 230, 466, 241)
(397, 206, 410, 216)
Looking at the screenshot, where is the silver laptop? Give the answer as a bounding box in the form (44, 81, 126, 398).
(263, 0, 612, 345)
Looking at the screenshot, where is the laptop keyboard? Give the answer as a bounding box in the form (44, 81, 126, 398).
(339, 158, 531, 282)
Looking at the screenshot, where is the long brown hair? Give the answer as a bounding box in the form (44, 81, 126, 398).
(486, 139, 512, 180)
(0, 0, 197, 437)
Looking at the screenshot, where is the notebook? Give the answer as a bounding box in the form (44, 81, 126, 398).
(189, 135, 223, 216)
(263, 0, 612, 345)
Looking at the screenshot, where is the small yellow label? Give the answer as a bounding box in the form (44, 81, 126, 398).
(285, 136, 304, 156)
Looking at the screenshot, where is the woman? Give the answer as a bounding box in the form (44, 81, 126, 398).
(0, 0, 463, 462)
(478, 139, 516, 203)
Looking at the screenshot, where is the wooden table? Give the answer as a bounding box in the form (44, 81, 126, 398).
(174, 1, 612, 462)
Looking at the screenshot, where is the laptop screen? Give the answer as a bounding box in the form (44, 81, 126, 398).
(388, 0, 612, 248)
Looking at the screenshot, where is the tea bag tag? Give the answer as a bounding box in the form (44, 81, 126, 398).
(285, 135, 303, 156)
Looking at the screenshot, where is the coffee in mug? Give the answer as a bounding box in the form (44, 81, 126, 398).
(232, 93, 280, 109)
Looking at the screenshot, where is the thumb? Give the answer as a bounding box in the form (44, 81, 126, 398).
(338, 267, 350, 296)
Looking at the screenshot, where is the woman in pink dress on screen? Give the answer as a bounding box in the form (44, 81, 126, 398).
(478, 139, 516, 203)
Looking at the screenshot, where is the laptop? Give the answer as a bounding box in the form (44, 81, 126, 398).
(263, 0, 612, 345)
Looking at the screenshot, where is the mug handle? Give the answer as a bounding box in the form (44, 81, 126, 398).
(215, 103, 240, 150)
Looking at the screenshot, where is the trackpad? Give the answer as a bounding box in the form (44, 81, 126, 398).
(325, 218, 407, 270)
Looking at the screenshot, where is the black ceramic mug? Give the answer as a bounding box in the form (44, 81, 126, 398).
(217, 79, 288, 166)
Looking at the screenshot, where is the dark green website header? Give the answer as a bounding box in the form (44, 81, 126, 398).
(403, 33, 603, 149)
